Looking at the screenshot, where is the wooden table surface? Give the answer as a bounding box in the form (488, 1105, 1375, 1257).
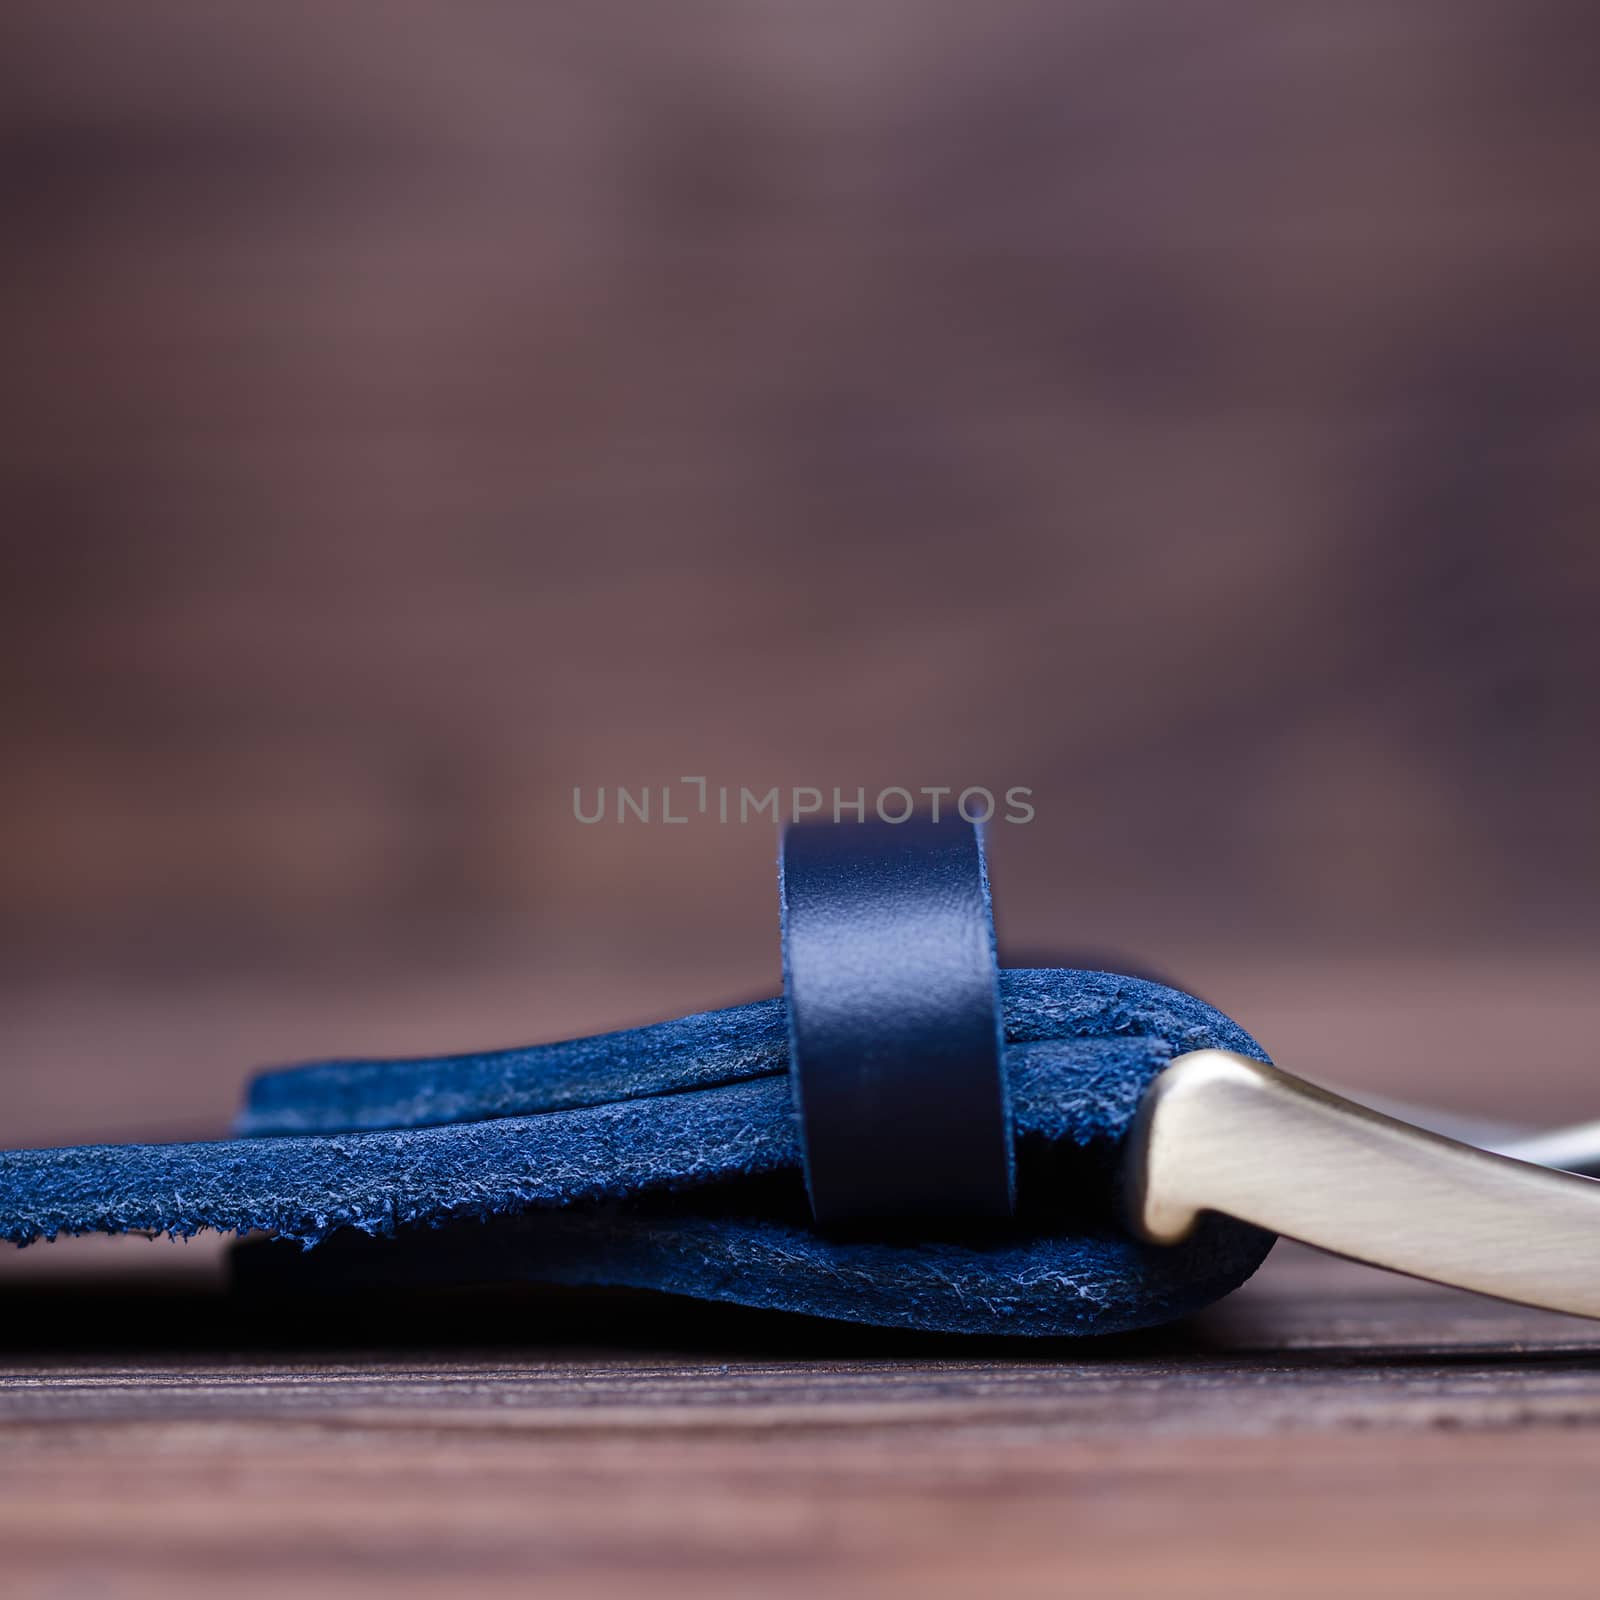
(5, 958, 1600, 1599)
(4, 1239, 1600, 1599)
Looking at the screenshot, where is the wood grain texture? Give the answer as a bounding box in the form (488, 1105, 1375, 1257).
(5, 1245, 1600, 1599)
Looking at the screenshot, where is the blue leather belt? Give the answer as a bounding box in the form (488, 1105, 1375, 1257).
(782, 817, 1013, 1224)
(0, 822, 1277, 1335)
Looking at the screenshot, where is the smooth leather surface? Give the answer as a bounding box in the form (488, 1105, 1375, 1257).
(780, 818, 1013, 1224)
(0, 970, 1277, 1336)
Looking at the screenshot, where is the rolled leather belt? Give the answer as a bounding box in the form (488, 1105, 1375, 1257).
(0, 821, 1276, 1335)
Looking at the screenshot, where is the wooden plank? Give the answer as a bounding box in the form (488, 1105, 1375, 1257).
(5, 1247, 1600, 1597)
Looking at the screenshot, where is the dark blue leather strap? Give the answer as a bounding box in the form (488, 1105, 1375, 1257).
(0, 968, 1278, 1335)
(780, 817, 1014, 1225)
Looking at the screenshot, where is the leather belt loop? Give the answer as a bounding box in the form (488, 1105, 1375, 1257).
(779, 815, 1015, 1226)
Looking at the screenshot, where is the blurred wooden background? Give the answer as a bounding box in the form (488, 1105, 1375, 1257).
(2, 1, 1599, 1137)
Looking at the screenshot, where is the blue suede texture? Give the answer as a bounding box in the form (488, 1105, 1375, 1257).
(245, 1199, 1269, 1340)
(238, 969, 1259, 1136)
(0, 970, 1277, 1335)
(237, 996, 792, 1136)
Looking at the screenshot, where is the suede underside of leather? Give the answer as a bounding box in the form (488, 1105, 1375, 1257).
(0, 970, 1277, 1334)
